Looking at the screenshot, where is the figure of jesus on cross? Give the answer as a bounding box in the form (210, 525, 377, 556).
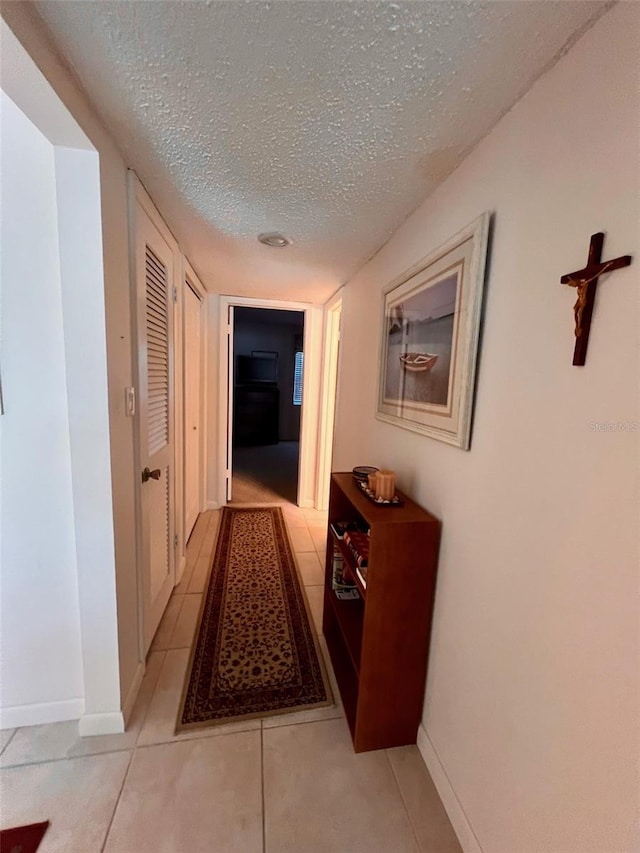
(561, 232, 631, 366)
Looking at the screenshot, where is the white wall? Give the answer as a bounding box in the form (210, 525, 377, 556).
(333, 6, 639, 853)
(0, 93, 84, 725)
(55, 147, 121, 731)
(1, 4, 142, 714)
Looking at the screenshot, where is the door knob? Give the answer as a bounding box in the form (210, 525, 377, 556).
(142, 467, 161, 482)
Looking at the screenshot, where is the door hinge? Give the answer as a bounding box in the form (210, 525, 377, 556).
(174, 533, 179, 548)
(172, 285, 178, 303)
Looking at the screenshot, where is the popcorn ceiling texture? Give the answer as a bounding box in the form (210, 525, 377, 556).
(35, 0, 608, 302)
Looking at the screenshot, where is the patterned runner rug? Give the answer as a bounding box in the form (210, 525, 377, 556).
(177, 506, 332, 731)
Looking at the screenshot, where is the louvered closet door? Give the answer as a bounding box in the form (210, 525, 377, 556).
(136, 211, 176, 652)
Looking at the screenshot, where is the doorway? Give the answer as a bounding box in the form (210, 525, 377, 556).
(231, 307, 304, 504)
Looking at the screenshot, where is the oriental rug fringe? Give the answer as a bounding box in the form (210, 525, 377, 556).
(177, 506, 332, 731)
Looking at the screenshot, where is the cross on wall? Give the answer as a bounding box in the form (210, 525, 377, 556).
(560, 232, 632, 366)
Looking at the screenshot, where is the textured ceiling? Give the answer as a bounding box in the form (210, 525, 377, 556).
(33, 0, 608, 303)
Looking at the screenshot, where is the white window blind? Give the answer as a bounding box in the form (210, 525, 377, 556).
(293, 351, 304, 406)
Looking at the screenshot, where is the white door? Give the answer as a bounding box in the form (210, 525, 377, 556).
(135, 210, 176, 652)
(184, 282, 202, 538)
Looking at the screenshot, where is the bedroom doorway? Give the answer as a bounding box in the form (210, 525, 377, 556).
(219, 296, 321, 509)
(230, 306, 304, 505)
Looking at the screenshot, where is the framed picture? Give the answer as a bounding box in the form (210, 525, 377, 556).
(376, 212, 490, 449)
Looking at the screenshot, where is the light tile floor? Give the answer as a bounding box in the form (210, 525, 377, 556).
(0, 507, 461, 853)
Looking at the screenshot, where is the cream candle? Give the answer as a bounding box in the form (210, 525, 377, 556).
(375, 470, 396, 501)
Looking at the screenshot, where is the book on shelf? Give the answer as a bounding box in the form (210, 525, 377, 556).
(343, 529, 370, 567)
(331, 548, 355, 591)
(335, 588, 360, 601)
(356, 566, 368, 589)
(330, 520, 361, 540)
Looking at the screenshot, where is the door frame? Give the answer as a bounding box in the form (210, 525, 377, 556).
(182, 262, 207, 545)
(218, 295, 322, 508)
(316, 290, 343, 511)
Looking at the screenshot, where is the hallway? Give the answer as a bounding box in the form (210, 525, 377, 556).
(0, 507, 460, 853)
(1, 4, 637, 851)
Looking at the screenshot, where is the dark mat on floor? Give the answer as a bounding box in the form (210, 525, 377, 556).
(0, 821, 49, 853)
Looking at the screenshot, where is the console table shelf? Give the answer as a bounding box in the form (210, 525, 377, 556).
(322, 472, 441, 752)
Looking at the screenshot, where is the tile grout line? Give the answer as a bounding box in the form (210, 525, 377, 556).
(187, 512, 221, 595)
(150, 598, 184, 653)
(189, 511, 212, 551)
(385, 749, 424, 853)
(99, 746, 136, 853)
(0, 728, 17, 757)
(98, 643, 173, 852)
(260, 724, 267, 853)
(0, 712, 343, 771)
(0, 746, 134, 771)
(184, 513, 214, 594)
(132, 650, 168, 751)
(180, 511, 214, 592)
(0, 727, 270, 771)
(147, 642, 196, 652)
(125, 726, 263, 752)
(266, 715, 339, 734)
(176, 513, 209, 587)
(166, 595, 191, 648)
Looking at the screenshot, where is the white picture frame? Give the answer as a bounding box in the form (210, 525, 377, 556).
(376, 212, 490, 450)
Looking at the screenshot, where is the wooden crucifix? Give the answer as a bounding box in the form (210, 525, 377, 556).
(561, 232, 632, 366)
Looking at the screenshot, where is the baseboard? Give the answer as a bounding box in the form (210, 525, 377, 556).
(206, 500, 221, 510)
(417, 723, 483, 853)
(79, 710, 125, 737)
(0, 697, 84, 730)
(298, 498, 314, 509)
(121, 660, 145, 729)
